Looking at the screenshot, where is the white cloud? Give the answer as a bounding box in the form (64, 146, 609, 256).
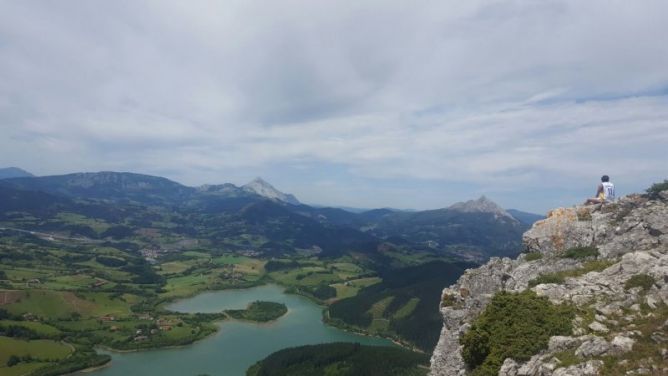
(1, 0, 667, 211)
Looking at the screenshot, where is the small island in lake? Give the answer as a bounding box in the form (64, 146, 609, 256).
(225, 301, 288, 322)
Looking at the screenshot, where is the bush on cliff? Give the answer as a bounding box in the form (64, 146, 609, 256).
(460, 290, 574, 376)
(624, 274, 655, 292)
(646, 179, 668, 195)
(561, 246, 598, 260)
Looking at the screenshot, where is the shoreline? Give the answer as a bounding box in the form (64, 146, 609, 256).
(322, 318, 424, 353)
(156, 280, 266, 310)
(84, 280, 420, 376)
(69, 362, 112, 374)
(164, 281, 421, 352)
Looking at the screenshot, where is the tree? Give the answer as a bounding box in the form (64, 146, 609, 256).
(7, 355, 20, 367)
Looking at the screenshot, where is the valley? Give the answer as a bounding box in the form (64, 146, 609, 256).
(0, 170, 538, 375)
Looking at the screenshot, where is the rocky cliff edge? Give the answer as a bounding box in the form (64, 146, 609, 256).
(430, 190, 668, 376)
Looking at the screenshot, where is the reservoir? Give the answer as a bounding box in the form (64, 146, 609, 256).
(84, 284, 394, 376)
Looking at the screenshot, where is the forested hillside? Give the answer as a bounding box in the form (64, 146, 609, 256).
(247, 342, 430, 376)
(328, 261, 474, 351)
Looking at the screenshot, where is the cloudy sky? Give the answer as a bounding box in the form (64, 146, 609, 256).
(1, 1, 667, 213)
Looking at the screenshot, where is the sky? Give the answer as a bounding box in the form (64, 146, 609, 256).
(1, 0, 667, 213)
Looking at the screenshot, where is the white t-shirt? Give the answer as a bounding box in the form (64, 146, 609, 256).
(602, 182, 615, 201)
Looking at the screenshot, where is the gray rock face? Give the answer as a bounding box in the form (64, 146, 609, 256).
(449, 196, 517, 221)
(430, 191, 668, 376)
(242, 177, 301, 205)
(552, 360, 603, 376)
(610, 335, 635, 355)
(575, 336, 610, 358)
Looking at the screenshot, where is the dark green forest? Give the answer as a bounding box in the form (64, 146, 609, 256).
(246, 342, 429, 376)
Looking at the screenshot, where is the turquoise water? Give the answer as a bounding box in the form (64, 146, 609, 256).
(83, 284, 394, 376)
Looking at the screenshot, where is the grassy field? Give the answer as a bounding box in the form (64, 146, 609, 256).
(41, 274, 100, 290)
(55, 212, 111, 234)
(270, 266, 336, 286)
(158, 261, 193, 275)
(365, 296, 395, 333)
(0, 362, 51, 376)
(0, 320, 61, 336)
(331, 277, 382, 300)
(393, 298, 420, 320)
(2, 290, 93, 319)
(2, 267, 53, 282)
(54, 319, 104, 332)
(0, 336, 73, 363)
(160, 273, 214, 300)
(2, 290, 134, 319)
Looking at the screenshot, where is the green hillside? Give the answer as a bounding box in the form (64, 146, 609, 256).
(328, 261, 474, 351)
(246, 342, 429, 376)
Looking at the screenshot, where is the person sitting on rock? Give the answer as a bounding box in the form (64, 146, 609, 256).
(584, 175, 615, 205)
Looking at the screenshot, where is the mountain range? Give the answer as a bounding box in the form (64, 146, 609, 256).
(0, 167, 33, 179)
(0, 168, 542, 261)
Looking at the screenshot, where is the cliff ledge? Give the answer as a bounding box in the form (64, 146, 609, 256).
(430, 190, 668, 376)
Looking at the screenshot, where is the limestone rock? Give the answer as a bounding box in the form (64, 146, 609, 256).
(498, 358, 519, 376)
(610, 335, 635, 355)
(588, 321, 609, 333)
(430, 191, 668, 376)
(575, 336, 610, 357)
(548, 336, 581, 352)
(552, 360, 603, 376)
(522, 207, 594, 255)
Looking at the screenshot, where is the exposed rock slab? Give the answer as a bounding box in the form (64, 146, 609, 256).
(430, 191, 668, 376)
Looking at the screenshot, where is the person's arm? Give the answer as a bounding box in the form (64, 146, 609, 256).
(596, 183, 603, 197)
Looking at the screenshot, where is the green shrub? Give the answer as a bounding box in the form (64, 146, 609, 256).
(624, 274, 655, 292)
(575, 259, 616, 275)
(553, 350, 579, 369)
(7, 355, 20, 367)
(561, 246, 599, 260)
(524, 253, 543, 261)
(528, 274, 565, 287)
(442, 293, 458, 307)
(460, 290, 574, 376)
(646, 180, 668, 195)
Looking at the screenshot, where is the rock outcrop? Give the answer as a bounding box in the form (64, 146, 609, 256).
(430, 190, 668, 376)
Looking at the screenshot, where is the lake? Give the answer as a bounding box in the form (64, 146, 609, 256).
(83, 284, 394, 376)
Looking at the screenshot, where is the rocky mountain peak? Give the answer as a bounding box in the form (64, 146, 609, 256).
(242, 177, 300, 205)
(431, 189, 668, 375)
(448, 195, 515, 221)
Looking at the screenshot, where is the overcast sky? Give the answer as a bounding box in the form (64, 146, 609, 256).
(1, 1, 667, 213)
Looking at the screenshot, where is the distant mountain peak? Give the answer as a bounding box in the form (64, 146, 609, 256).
(242, 178, 300, 205)
(0, 167, 34, 179)
(250, 177, 269, 185)
(448, 195, 515, 220)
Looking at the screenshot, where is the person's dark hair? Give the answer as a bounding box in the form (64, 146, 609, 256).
(601, 175, 610, 182)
